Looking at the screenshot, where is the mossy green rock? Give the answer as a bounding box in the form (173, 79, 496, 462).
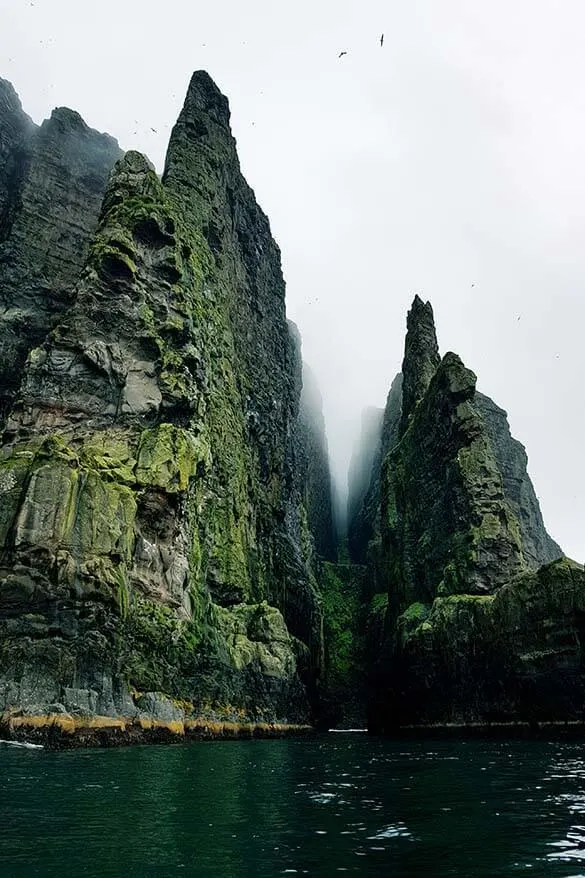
(382, 350, 525, 609)
(0, 73, 334, 728)
(372, 559, 585, 729)
(0, 78, 122, 424)
(354, 298, 574, 731)
(135, 424, 209, 492)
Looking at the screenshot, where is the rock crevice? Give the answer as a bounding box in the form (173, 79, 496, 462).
(0, 74, 335, 734)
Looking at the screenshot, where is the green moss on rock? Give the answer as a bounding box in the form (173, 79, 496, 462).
(135, 424, 209, 492)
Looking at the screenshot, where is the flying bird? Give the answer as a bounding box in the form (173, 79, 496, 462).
(150, 127, 157, 133)
(338, 50, 348, 58)
(380, 33, 384, 47)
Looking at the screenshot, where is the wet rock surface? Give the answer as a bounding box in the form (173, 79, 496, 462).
(475, 392, 562, 568)
(0, 79, 122, 424)
(351, 298, 577, 731)
(0, 74, 578, 743)
(0, 73, 335, 735)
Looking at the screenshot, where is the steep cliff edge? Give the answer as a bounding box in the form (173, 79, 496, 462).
(0, 73, 335, 742)
(474, 392, 562, 567)
(352, 298, 576, 731)
(0, 78, 122, 425)
(1, 74, 576, 742)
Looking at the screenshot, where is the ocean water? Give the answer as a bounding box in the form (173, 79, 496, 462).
(2, 734, 585, 876)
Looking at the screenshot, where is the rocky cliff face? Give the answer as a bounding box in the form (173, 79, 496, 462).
(374, 558, 585, 729)
(0, 74, 576, 742)
(0, 78, 122, 425)
(383, 348, 526, 607)
(295, 357, 337, 562)
(352, 298, 576, 731)
(474, 392, 562, 568)
(0, 73, 334, 739)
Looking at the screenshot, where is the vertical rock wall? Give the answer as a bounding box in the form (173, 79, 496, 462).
(0, 78, 122, 423)
(351, 298, 574, 730)
(0, 73, 335, 732)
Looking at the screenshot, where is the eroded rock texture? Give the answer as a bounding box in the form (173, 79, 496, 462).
(0, 78, 122, 424)
(0, 73, 334, 730)
(352, 297, 574, 731)
(475, 392, 562, 568)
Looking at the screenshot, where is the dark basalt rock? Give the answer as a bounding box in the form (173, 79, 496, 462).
(475, 392, 562, 568)
(352, 297, 574, 729)
(371, 558, 585, 731)
(382, 350, 526, 608)
(0, 79, 35, 230)
(399, 294, 440, 435)
(0, 80, 122, 424)
(0, 73, 334, 732)
(0, 74, 575, 739)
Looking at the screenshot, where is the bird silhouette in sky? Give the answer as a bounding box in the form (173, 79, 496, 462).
(150, 127, 157, 133)
(380, 33, 384, 47)
(338, 50, 348, 58)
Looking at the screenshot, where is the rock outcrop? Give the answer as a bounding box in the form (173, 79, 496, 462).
(383, 348, 526, 607)
(399, 294, 440, 435)
(0, 74, 577, 743)
(474, 392, 562, 568)
(353, 298, 573, 731)
(0, 78, 122, 424)
(0, 73, 334, 738)
(372, 558, 585, 729)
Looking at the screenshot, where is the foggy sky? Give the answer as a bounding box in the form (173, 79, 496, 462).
(2, 0, 584, 561)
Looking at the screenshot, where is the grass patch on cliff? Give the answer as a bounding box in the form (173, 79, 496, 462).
(319, 561, 367, 707)
(119, 594, 203, 695)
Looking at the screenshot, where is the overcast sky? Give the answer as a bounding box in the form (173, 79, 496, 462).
(2, 0, 584, 561)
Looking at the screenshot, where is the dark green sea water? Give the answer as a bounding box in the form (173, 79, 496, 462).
(2, 734, 585, 877)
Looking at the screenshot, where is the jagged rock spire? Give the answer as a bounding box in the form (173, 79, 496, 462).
(0, 84, 121, 423)
(399, 295, 440, 435)
(0, 72, 328, 735)
(179, 70, 231, 127)
(162, 71, 235, 219)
